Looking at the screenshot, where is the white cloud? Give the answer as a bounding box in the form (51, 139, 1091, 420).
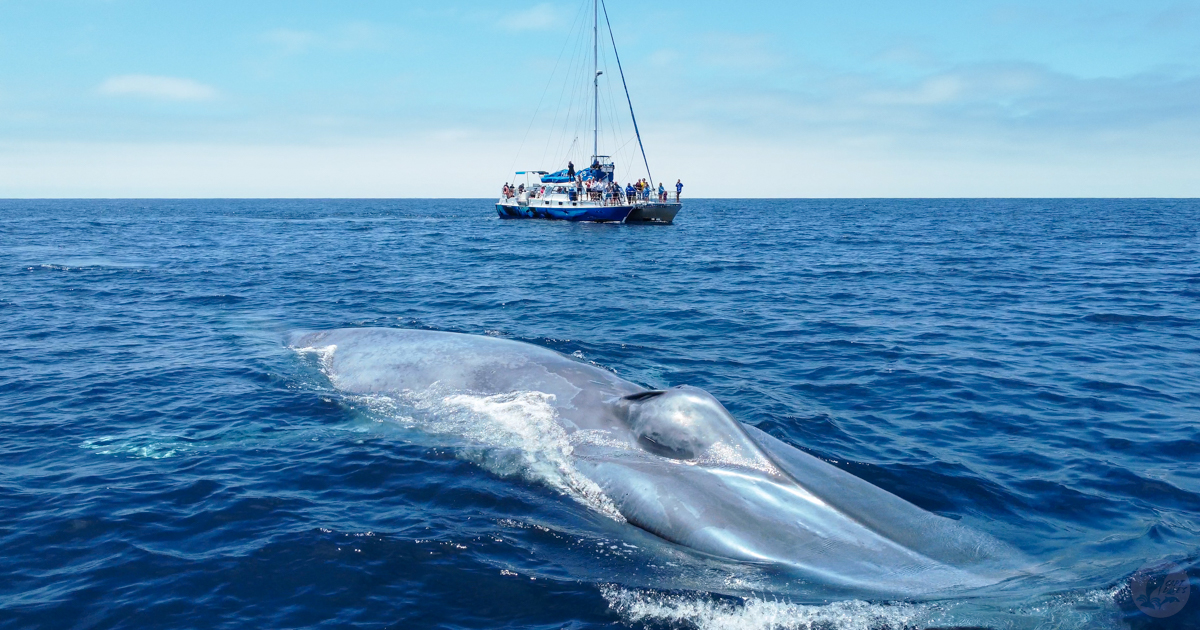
(98, 75, 218, 101)
(262, 23, 388, 55)
(501, 4, 558, 31)
(262, 28, 318, 55)
(697, 33, 783, 71)
(868, 75, 964, 105)
(648, 49, 681, 68)
(873, 45, 937, 68)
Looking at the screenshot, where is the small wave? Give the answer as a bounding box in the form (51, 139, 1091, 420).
(182, 294, 247, 305)
(81, 435, 191, 459)
(26, 257, 150, 272)
(30, 263, 85, 272)
(1082, 313, 1192, 326)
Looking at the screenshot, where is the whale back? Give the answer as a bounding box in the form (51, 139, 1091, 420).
(290, 328, 640, 432)
(292, 327, 1022, 595)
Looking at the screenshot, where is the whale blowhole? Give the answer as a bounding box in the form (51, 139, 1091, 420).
(621, 386, 742, 460)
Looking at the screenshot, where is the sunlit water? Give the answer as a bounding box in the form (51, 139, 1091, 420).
(2, 199, 1197, 629)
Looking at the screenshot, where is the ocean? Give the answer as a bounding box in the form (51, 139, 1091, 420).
(2, 198, 1197, 629)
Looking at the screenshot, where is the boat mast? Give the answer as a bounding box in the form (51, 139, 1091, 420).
(592, 0, 598, 162)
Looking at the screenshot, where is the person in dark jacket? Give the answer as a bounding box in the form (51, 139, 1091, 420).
(567, 161, 575, 179)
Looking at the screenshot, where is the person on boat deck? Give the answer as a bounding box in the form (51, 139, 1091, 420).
(567, 161, 575, 178)
(625, 183, 635, 202)
(590, 158, 600, 170)
(658, 182, 665, 201)
(503, 183, 511, 198)
(518, 183, 525, 194)
(676, 179, 683, 201)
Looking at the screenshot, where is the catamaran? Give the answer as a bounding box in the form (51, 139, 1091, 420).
(496, 0, 681, 224)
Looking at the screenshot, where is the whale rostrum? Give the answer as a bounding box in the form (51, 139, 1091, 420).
(291, 327, 1024, 596)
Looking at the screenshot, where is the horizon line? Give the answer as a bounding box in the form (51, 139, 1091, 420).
(3, 197, 1199, 201)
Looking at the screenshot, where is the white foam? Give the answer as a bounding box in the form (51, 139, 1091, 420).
(440, 391, 625, 522)
(600, 586, 926, 630)
(345, 386, 626, 522)
(600, 584, 1132, 630)
(294, 344, 338, 382)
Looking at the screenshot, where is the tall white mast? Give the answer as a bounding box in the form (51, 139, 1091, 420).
(592, 0, 598, 161)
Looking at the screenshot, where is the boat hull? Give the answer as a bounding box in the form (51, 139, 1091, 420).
(496, 202, 633, 223)
(625, 202, 681, 224)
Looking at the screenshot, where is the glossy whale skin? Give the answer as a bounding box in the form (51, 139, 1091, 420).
(290, 327, 1024, 596)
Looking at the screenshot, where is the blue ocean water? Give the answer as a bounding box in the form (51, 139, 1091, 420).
(1, 198, 1198, 630)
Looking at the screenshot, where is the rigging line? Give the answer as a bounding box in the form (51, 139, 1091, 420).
(570, 37, 594, 165)
(600, 40, 632, 176)
(554, 8, 592, 166)
(601, 0, 654, 189)
(511, 0, 587, 177)
(557, 45, 587, 165)
(592, 0, 598, 160)
(555, 11, 591, 167)
(565, 42, 589, 161)
(542, 0, 590, 167)
(601, 30, 634, 183)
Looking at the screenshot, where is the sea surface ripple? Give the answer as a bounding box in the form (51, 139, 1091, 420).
(1, 199, 1198, 629)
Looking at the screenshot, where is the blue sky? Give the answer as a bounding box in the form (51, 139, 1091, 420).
(1, 0, 1198, 196)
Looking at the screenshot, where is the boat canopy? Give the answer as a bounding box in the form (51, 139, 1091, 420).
(540, 166, 612, 184)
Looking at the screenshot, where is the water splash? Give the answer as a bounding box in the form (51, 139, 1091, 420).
(600, 586, 927, 630)
(599, 584, 1131, 630)
(439, 391, 625, 522)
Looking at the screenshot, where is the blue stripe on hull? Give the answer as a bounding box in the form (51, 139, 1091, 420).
(496, 203, 632, 222)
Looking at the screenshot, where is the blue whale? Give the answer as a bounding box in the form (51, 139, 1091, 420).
(291, 328, 1022, 596)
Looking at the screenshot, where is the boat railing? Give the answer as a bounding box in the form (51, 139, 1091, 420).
(501, 189, 681, 206)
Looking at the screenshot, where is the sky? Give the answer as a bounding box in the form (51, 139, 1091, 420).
(1, 0, 1198, 197)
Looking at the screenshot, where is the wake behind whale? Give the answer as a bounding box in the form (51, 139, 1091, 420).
(291, 327, 1025, 597)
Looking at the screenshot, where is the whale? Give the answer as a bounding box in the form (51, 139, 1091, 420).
(290, 327, 1023, 596)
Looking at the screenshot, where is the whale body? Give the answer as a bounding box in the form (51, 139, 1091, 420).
(291, 327, 1021, 596)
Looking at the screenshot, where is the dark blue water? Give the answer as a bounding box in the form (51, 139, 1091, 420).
(2, 199, 1198, 629)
